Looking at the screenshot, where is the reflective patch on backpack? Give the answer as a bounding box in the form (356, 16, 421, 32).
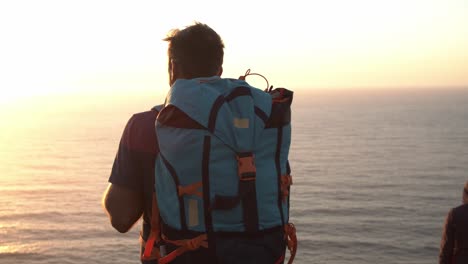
(233, 118, 249, 128)
(188, 198, 199, 227)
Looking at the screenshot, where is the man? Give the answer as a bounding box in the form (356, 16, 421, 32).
(102, 22, 225, 263)
(439, 181, 468, 264)
(103, 22, 294, 264)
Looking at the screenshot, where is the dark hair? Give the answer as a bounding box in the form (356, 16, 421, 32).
(164, 22, 224, 78)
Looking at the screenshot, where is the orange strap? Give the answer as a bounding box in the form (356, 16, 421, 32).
(141, 231, 161, 260)
(284, 223, 297, 264)
(237, 155, 256, 181)
(178, 182, 203, 198)
(274, 223, 297, 264)
(141, 192, 162, 260)
(280, 174, 293, 202)
(158, 234, 208, 264)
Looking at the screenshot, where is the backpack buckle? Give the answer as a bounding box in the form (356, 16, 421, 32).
(236, 152, 256, 181)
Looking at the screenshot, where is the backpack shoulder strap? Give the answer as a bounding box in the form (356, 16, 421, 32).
(151, 104, 164, 113)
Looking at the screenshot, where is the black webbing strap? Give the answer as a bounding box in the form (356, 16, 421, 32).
(208, 96, 226, 133)
(237, 152, 259, 233)
(286, 160, 292, 216)
(160, 154, 187, 231)
(254, 106, 268, 124)
(275, 128, 286, 226)
(205, 87, 261, 233)
(225, 86, 252, 102)
(202, 136, 217, 259)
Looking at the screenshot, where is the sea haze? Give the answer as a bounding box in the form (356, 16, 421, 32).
(1, 87, 467, 264)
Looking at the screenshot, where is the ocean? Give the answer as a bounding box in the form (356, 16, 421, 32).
(1, 88, 467, 264)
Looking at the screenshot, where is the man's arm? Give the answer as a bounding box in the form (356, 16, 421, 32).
(103, 183, 144, 233)
(103, 114, 147, 233)
(439, 209, 455, 264)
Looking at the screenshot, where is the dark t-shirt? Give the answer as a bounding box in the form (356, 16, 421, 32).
(108, 109, 159, 237)
(440, 203, 468, 264)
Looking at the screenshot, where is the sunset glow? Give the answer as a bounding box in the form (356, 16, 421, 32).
(0, 0, 467, 105)
(1, 2, 468, 262)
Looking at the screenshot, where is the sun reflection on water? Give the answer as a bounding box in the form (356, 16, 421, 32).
(0, 244, 38, 254)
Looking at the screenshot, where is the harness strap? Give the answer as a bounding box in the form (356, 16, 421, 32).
(141, 192, 162, 261)
(178, 182, 203, 198)
(280, 174, 293, 202)
(158, 234, 208, 264)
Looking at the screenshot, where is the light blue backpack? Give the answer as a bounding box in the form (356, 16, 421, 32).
(155, 73, 292, 232)
(151, 74, 296, 263)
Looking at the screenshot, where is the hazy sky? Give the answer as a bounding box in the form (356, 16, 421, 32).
(0, 0, 467, 104)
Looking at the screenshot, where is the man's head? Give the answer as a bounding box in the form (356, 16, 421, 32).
(164, 22, 224, 86)
(463, 181, 468, 204)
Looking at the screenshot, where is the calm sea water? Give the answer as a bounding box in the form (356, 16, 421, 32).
(1, 88, 468, 264)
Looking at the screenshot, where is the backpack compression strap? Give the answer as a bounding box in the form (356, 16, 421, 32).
(275, 223, 297, 264)
(158, 234, 208, 264)
(141, 192, 162, 261)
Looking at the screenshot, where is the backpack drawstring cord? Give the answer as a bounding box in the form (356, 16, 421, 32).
(239, 69, 272, 92)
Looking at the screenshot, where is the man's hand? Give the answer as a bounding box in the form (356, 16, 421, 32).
(103, 183, 144, 233)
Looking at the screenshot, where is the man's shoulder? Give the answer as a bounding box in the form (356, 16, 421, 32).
(128, 105, 163, 128)
(122, 107, 162, 154)
(453, 203, 468, 213)
(131, 110, 156, 122)
(132, 105, 163, 121)
(450, 204, 468, 222)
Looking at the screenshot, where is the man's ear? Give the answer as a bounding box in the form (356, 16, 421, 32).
(217, 66, 223, 76)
